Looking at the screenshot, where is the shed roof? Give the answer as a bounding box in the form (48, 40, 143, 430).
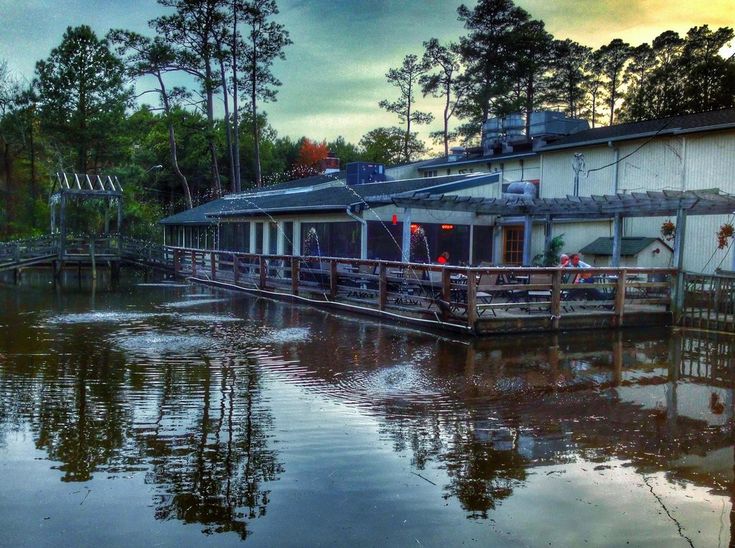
(540, 108, 735, 151)
(580, 237, 670, 256)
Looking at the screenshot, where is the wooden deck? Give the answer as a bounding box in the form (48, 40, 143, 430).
(171, 247, 675, 336)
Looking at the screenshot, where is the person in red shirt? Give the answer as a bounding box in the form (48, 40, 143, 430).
(437, 251, 450, 264)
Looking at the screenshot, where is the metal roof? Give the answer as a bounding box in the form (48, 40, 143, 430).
(392, 189, 735, 220)
(417, 150, 537, 171)
(540, 108, 735, 151)
(159, 173, 501, 225)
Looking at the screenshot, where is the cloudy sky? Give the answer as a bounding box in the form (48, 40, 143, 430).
(1, 0, 733, 146)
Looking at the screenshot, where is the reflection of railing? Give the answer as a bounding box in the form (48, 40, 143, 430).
(682, 272, 735, 332)
(169, 246, 675, 334)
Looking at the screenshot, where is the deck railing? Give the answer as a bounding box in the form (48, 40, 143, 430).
(169, 246, 675, 333)
(681, 272, 735, 332)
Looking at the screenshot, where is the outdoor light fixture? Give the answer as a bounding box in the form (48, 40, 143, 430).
(441, 224, 454, 230)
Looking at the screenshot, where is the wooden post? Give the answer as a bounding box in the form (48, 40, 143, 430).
(259, 256, 266, 289)
(614, 269, 627, 326)
(551, 269, 561, 330)
(522, 215, 533, 266)
(233, 254, 239, 284)
(174, 249, 181, 276)
(379, 263, 387, 310)
(611, 214, 622, 267)
(671, 207, 687, 321)
(89, 236, 96, 280)
(191, 250, 197, 276)
(210, 252, 216, 280)
(441, 268, 451, 321)
(291, 257, 299, 295)
(466, 268, 478, 332)
(329, 260, 338, 299)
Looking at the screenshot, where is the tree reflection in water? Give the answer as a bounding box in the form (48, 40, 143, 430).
(0, 308, 282, 539)
(139, 357, 282, 538)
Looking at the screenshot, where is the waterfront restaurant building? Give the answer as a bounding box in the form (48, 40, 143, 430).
(160, 108, 735, 273)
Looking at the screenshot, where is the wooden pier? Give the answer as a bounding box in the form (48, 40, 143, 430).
(171, 247, 675, 336)
(0, 236, 175, 280)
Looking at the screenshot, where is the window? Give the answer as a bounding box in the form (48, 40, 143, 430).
(301, 221, 361, 258)
(255, 222, 264, 254)
(268, 222, 278, 254)
(472, 225, 493, 264)
(503, 226, 524, 265)
(283, 222, 294, 255)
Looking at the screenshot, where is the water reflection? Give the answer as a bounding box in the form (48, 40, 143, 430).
(0, 273, 733, 545)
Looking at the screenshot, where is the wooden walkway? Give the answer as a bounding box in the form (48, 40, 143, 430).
(0, 236, 175, 278)
(171, 247, 675, 336)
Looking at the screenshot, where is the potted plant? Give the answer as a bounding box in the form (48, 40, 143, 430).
(717, 222, 734, 249)
(660, 220, 675, 241)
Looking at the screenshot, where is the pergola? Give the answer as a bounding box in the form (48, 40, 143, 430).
(50, 172, 124, 257)
(393, 189, 735, 269)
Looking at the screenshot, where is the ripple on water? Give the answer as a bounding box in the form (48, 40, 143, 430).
(136, 283, 190, 288)
(44, 311, 163, 325)
(113, 332, 214, 356)
(258, 327, 311, 344)
(176, 313, 243, 323)
(162, 299, 228, 309)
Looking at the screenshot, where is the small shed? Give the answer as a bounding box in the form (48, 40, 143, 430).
(579, 237, 673, 268)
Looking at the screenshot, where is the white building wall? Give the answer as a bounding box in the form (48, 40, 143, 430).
(540, 129, 735, 273)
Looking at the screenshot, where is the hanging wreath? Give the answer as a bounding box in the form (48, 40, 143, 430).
(717, 223, 734, 249)
(660, 220, 675, 241)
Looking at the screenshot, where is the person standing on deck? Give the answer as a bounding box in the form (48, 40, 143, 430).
(437, 251, 450, 264)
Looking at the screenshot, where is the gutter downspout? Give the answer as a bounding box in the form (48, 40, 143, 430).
(346, 205, 368, 259)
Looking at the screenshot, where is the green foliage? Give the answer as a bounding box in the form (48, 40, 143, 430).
(533, 234, 565, 267)
(34, 25, 131, 172)
(359, 127, 426, 165)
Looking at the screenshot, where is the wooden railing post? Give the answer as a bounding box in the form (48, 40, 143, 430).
(233, 254, 239, 284)
(259, 256, 267, 289)
(173, 249, 180, 276)
(551, 269, 561, 330)
(210, 251, 216, 280)
(191, 250, 197, 276)
(614, 269, 627, 326)
(379, 263, 387, 310)
(329, 260, 338, 300)
(466, 268, 478, 332)
(440, 269, 451, 320)
(291, 257, 300, 295)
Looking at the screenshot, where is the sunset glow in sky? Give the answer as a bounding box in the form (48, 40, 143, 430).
(0, 0, 733, 145)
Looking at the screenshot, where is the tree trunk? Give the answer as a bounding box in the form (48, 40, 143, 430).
(443, 85, 450, 157)
(404, 79, 412, 163)
(252, 85, 261, 187)
(217, 47, 237, 193)
(204, 61, 222, 197)
(158, 74, 193, 209)
(232, 1, 241, 192)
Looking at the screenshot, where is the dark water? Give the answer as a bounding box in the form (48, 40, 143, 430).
(0, 271, 733, 547)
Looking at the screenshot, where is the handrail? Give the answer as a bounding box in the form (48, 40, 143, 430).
(166, 246, 676, 333)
